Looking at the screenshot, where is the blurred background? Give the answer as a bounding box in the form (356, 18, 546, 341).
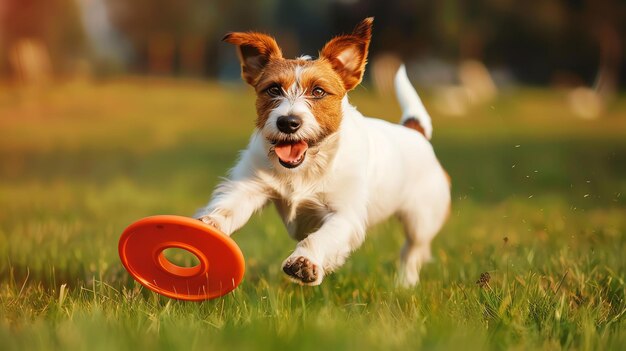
(0, 0, 624, 118)
(1, 0, 626, 272)
(1, 3, 625, 349)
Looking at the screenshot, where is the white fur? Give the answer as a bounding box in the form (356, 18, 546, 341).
(395, 64, 433, 139)
(197, 66, 450, 287)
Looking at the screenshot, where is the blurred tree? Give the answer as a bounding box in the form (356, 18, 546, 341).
(0, 0, 624, 89)
(105, 0, 189, 74)
(104, 0, 268, 75)
(0, 0, 86, 80)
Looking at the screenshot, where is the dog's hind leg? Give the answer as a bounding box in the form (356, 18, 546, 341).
(396, 172, 450, 287)
(397, 216, 435, 287)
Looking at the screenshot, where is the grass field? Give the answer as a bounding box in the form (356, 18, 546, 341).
(1, 80, 625, 350)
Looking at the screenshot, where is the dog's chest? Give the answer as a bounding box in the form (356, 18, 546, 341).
(272, 191, 332, 241)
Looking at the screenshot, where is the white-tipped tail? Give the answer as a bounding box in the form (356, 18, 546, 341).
(394, 64, 432, 139)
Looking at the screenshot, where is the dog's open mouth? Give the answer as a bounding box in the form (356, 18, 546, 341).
(273, 140, 308, 168)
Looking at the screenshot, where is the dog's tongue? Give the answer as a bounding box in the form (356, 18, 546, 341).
(275, 140, 308, 163)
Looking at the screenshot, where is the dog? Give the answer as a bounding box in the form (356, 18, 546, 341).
(196, 18, 450, 287)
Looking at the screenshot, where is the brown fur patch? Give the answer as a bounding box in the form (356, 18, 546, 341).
(222, 32, 282, 85)
(299, 61, 345, 136)
(402, 118, 427, 137)
(320, 17, 373, 90)
(254, 59, 346, 138)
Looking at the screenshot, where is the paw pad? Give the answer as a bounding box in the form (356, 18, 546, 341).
(282, 256, 318, 283)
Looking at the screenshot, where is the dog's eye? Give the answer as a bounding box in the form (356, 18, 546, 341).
(311, 87, 326, 98)
(266, 85, 282, 97)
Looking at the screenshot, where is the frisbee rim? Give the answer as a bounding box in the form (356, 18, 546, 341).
(118, 215, 245, 301)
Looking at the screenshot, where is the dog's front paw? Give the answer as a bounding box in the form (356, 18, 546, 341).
(197, 215, 221, 232)
(282, 256, 323, 286)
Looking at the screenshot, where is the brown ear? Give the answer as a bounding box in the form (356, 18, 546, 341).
(320, 17, 373, 90)
(223, 32, 283, 85)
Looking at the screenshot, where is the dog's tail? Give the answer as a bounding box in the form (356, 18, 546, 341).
(394, 64, 432, 140)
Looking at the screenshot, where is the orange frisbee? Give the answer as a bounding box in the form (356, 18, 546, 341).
(118, 215, 244, 301)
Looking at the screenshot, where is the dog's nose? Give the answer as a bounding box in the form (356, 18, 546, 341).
(276, 115, 302, 134)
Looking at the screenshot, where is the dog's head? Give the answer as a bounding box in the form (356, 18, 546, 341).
(223, 18, 373, 170)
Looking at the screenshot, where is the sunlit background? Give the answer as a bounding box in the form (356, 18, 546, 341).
(1, 1, 626, 350)
(1, 0, 624, 115)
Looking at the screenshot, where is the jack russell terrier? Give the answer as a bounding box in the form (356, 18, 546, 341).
(196, 17, 450, 287)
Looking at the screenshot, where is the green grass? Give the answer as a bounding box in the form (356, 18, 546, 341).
(1, 80, 625, 350)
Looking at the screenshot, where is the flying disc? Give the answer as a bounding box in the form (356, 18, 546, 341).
(118, 215, 245, 301)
